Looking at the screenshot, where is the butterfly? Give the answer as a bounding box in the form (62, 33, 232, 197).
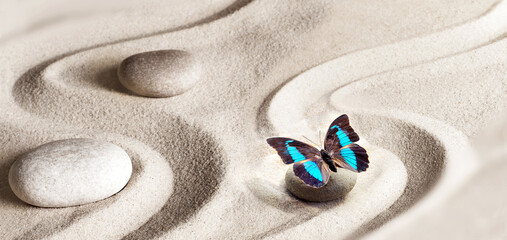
(266, 114, 369, 188)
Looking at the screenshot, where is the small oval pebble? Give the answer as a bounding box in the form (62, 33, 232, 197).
(117, 50, 201, 97)
(285, 167, 356, 202)
(8, 138, 132, 207)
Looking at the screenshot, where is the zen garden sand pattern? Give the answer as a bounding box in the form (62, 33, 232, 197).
(0, 0, 506, 239)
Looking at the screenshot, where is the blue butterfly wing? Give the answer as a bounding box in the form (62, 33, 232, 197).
(266, 137, 320, 164)
(324, 114, 369, 172)
(332, 144, 369, 172)
(293, 158, 330, 188)
(324, 114, 359, 152)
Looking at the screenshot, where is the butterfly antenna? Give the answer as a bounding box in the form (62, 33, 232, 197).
(302, 135, 320, 149)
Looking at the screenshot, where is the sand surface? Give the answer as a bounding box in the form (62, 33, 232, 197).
(1, 0, 506, 239)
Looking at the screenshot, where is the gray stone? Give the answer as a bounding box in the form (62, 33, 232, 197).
(8, 138, 132, 207)
(285, 167, 356, 202)
(117, 50, 201, 97)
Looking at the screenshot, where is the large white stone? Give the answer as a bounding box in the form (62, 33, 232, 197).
(8, 138, 132, 207)
(117, 50, 201, 98)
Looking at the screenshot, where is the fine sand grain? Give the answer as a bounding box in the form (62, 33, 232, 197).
(1, 0, 506, 239)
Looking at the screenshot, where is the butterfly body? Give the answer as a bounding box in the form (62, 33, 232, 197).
(267, 114, 369, 188)
(319, 149, 337, 172)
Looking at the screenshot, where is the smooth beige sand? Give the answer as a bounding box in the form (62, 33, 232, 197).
(0, 0, 506, 239)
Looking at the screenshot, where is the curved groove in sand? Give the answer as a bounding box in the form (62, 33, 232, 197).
(330, 38, 506, 239)
(11, 0, 256, 104)
(1, 0, 254, 67)
(261, 0, 506, 237)
(11, 0, 258, 114)
(0, 0, 253, 44)
(342, 111, 475, 239)
(263, 0, 507, 134)
(120, 124, 225, 240)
